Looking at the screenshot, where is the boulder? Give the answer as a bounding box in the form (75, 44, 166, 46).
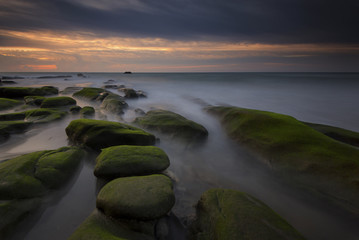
(134, 110, 208, 141)
(207, 106, 359, 213)
(68, 209, 155, 240)
(40, 96, 77, 108)
(0, 109, 67, 123)
(0, 86, 58, 98)
(24, 96, 45, 106)
(0, 121, 32, 143)
(80, 106, 95, 118)
(96, 174, 175, 220)
(94, 145, 170, 179)
(191, 189, 304, 240)
(65, 119, 156, 150)
(69, 106, 82, 114)
(303, 121, 359, 147)
(0, 98, 22, 110)
(0, 147, 85, 199)
(0, 198, 42, 238)
(60, 87, 83, 95)
(72, 88, 106, 102)
(100, 93, 128, 115)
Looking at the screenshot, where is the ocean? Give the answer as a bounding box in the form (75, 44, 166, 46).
(1, 72, 359, 239)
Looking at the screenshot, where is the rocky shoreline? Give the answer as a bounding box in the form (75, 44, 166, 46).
(1, 82, 359, 239)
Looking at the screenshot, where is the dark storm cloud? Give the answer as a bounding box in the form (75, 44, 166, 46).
(0, 0, 358, 44)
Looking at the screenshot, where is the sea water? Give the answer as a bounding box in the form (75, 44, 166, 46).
(1, 72, 359, 239)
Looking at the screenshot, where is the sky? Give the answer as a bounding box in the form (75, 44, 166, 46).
(0, 0, 358, 72)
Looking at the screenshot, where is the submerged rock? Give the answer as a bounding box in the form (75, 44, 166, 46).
(0, 98, 22, 110)
(94, 145, 170, 179)
(207, 106, 359, 213)
(191, 189, 304, 240)
(0, 86, 58, 98)
(96, 174, 175, 220)
(60, 87, 83, 95)
(118, 88, 146, 98)
(40, 96, 77, 108)
(69, 106, 82, 114)
(68, 209, 155, 240)
(65, 119, 156, 150)
(134, 110, 208, 142)
(80, 106, 95, 118)
(0, 121, 33, 143)
(100, 93, 128, 115)
(0, 147, 85, 199)
(24, 96, 45, 106)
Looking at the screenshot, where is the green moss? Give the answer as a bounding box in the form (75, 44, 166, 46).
(0, 86, 58, 98)
(101, 94, 128, 114)
(0, 108, 67, 123)
(0, 198, 42, 238)
(0, 98, 22, 110)
(72, 88, 106, 101)
(0, 151, 49, 199)
(40, 96, 77, 108)
(24, 96, 45, 106)
(0, 147, 85, 198)
(65, 119, 156, 150)
(96, 174, 175, 220)
(192, 189, 304, 240)
(0, 121, 32, 134)
(94, 145, 170, 179)
(68, 209, 155, 240)
(134, 110, 208, 141)
(34, 147, 86, 188)
(303, 122, 359, 147)
(80, 106, 95, 118)
(207, 106, 359, 212)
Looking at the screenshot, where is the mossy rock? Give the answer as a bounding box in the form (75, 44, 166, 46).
(40, 96, 77, 108)
(0, 109, 67, 123)
(61, 87, 83, 95)
(80, 106, 95, 118)
(0, 147, 85, 199)
(0, 121, 32, 143)
(0, 86, 58, 98)
(68, 209, 155, 240)
(70, 106, 82, 114)
(96, 174, 175, 220)
(72, 87, 106, 101)
(94, 145, 170, 179)
(0, 198, 41, 238)
(101, 93, 128, 115)
(207, 106, 359, 212)
(24, 96, 45, 106)
(34, 147, 86, 188)
(0, 98, 22, 110)
(303, 122, 359, 147)
(65, 119, 156, 151)
(191, 189, 304, 240)
(134, 110, 208, 141)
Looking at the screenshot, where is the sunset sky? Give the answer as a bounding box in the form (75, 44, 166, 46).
(0, 0, 358, 72)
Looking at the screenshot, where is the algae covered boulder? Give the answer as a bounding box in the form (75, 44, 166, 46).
(207, 106, 359, 213)
(97, 174, 175, 220)
(303, 121, 359, 147)
(40, 96, 76, 108)
(72, 87, 106, 101)
(0, 108, 67, 123)
(0, 98, 22, 110)
(191, 189, 304, 240)
(0, 121, 32, 143)
(100, 93, 128, 115)
(134, 110, 208, 141)
(0, 86, 58, 98)
(0, 147, 85, 199)
(94, 145, 170, 179)
(0, 198, 41, 238)
(68, 209, 155, 240)
(80, 106, 95, 118)
(66, 119, 156, 150)
(24, 96, 45, 106)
